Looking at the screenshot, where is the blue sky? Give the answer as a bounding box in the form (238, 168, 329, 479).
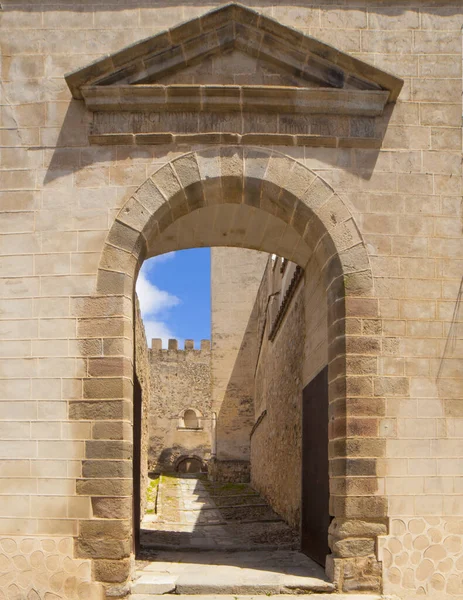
(136, 249, 211, 348)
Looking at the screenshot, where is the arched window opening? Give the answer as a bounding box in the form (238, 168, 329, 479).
(181, 409, 200, 430)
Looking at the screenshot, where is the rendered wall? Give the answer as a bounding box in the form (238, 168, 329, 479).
(0, 2, 461, 598)
(148, 340, 212, 473)
(210, 247, 268, 475)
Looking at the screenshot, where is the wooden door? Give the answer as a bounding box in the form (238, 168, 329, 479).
(301, 366, 331, 566)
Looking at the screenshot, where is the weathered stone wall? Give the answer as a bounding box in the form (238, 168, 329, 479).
(148, 339, 212, 473)
(0, 2, 462, 598)
(211, 247, 268, 476)
(134, 296, 151, 518)
(251, 258, 306, 530)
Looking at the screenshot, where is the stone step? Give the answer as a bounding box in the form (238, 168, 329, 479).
(138, 542, 296, 552)
(131, 554, 336, 596)
(132, 574, 335, 595)
(131, 595, 388, 600)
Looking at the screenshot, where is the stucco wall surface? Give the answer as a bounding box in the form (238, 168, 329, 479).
(211, 247, 268, 467)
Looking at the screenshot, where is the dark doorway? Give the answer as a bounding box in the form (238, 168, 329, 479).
(133, 373, 142, 554)
(301, 366, 331, 566)
(176, 456, 203, 474)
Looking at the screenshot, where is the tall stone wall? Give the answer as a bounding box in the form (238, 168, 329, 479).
(148, 339, 212, 473)
(251, 258, 306, 530)
(134, 296, 151, 519)
(210, 247, 268, 480)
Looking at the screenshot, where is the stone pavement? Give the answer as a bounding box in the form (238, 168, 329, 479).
(130, 593, 390, 600)
(132, 551, 335, 595)
(139, 474, 299, 552)
(134, 475, 334, 595)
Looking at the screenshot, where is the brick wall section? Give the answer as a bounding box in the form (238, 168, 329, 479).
(148, 339, 213, 473)
(0, 3, 461, 598)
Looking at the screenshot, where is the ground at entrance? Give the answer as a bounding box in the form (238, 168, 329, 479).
(133, 475, 335, 596)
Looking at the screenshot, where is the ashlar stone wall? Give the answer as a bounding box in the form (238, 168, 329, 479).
(0, 2, 462, 598)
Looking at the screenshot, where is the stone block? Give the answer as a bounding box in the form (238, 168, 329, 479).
(76, 478, 132, 497)
(96, 269, 133, 296)
(76, 537, 132, 560)
(82, 459, 132, 479)
(83, 376, 131, 400)
(91, 497, 132, 519)
(220, 146, 244, 203)
(87, 357, 132, 378)
(92, 421, 131, 441)
(69, 400, 130, 421)
(333, 537, 376, 558)
(93, 558, 131, 583)
(85, 440, 132, 460)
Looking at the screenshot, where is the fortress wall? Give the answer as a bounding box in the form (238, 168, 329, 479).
(148, 339, 212, 473)
(251, 258, 306, 530)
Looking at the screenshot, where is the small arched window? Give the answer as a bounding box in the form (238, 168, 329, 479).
(183, 409, 199, 429)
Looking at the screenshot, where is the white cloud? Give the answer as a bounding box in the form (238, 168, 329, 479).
(143, 319, 178, 346)
(136, 271, 180, 318)
(136, 255, 181, 347)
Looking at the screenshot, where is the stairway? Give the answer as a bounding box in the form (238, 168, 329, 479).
(132, 475, 385, 598)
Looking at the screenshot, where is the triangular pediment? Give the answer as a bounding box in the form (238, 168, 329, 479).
(66, 3, 402, 104)
(156, 49, 324, 88)
(66, 4, 403, 148)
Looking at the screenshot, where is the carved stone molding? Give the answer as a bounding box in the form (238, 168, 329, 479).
(66, 3, 403, 147)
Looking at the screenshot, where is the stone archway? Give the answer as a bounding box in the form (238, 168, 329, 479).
(73, 146, 385, 594)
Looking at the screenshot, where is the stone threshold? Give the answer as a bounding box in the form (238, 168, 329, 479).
(139, 543, 297, 552)
(142, 517, 284, 527)
(131, 596, 391, 600)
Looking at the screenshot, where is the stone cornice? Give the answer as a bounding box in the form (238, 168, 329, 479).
(66, 3, 403, 103)
(81, 85, 390, 116)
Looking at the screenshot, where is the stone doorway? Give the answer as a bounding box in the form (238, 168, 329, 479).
(73, 146, 385, 596)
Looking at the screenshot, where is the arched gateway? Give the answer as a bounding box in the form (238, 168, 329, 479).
(62, 3, 405, 595)
(3, 1, 463, 599)
(72, 146, 385, 593)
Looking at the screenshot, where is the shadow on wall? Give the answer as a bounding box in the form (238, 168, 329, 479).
(156, 446, 209, 473)
(213, 299, 261, 481)
(44, 100, 395, 186)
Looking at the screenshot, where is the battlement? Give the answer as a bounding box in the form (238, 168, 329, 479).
(151, 338, 211, 352)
